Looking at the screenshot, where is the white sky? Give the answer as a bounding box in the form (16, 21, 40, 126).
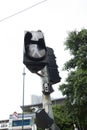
(0, 0, 87, 120)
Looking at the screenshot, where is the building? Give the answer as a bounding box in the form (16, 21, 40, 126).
(0, 113, 36, 130)
(0, 120, 9, 130)
(0, 97, 65, 130)
(21, 97, 65, 112)
(31, 95, 42, 105)
(9, 112, 35, 130)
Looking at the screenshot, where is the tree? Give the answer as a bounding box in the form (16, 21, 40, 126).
(59, 29, 87, 130)
(53, 105, 73, 130)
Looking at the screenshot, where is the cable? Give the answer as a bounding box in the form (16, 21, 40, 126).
(0, 0, 47, 23)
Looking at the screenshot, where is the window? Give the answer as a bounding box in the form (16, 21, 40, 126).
(12, 119, 31, 127)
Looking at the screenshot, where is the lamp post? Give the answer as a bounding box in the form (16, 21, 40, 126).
(22, 67, 26, 130)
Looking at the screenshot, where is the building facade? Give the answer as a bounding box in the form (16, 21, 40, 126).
(31, 95, 42, 105)
(0, 113, 36, 130)
(0, 120, 9, 130)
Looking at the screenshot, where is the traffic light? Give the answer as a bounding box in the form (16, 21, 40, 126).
(36, 109, 53, 129)
(46, 47, 61, 84)
(23, 30, 47, 73)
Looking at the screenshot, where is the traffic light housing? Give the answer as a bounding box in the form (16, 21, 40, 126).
(23, 31, 61, 84)
(46, 47, 61, 84)
(36, 109, 53, 129)
(23, 30, 47, 73)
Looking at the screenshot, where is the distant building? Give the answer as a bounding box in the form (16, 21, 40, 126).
(0, 119, 9, 130)
(9, 113, 35, 130)
(31, 95, 42, 104)
(22, 97, 65, 112)
(0, 113, 36, 130)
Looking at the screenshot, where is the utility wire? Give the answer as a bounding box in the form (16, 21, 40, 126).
(0, 0, 47, 23)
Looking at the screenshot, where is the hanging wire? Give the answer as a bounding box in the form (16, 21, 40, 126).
(0, 0, 48, 23)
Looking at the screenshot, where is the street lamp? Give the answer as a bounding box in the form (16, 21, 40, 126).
(22, 68, 26, 130)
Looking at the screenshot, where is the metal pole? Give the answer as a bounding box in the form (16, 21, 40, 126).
(22, 67, 26, 130)
(41, 66, 55, 130)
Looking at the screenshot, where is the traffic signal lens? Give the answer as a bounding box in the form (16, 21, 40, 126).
(23, 30, 47, 72)
(28, 44, 46, 60)
(24, 31, 47, 61)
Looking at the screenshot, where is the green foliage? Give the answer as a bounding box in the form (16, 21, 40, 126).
(59, 29, 87, 130)
(64, 29, 87, 70)
(53, 105, 73, 130)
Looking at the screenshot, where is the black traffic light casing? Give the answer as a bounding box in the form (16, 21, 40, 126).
(23, 31, 47, 73)
(36, 109, 53, 129)
(23, 30, 61, 83)
(23, 53, 47, 73)
(46, 47, 61, 84)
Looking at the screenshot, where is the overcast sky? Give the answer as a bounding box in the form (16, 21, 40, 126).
(0, 0, 87, 120)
